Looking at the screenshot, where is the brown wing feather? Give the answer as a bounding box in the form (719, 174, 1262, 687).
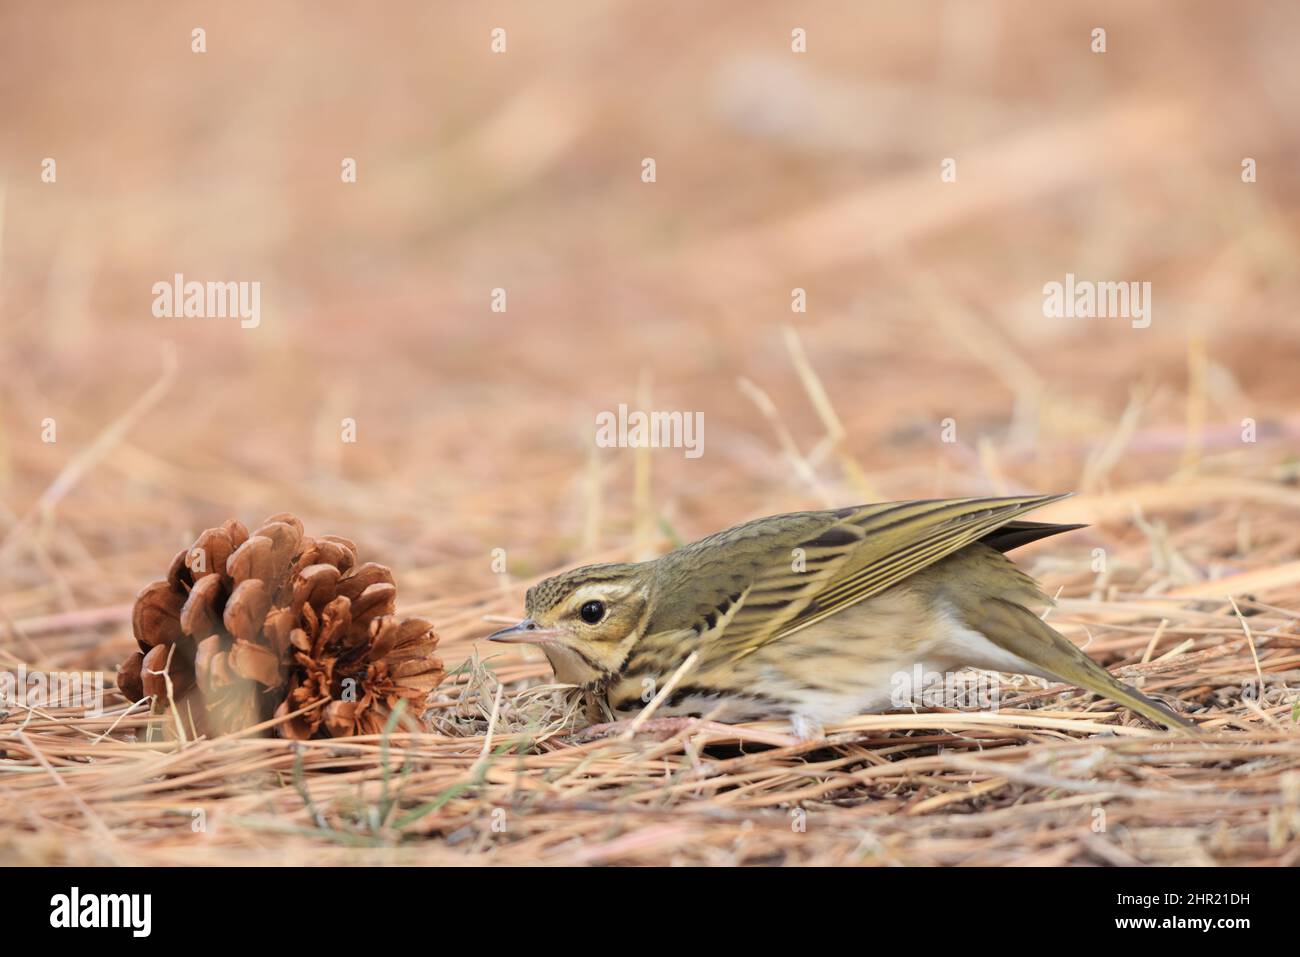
(641, 494, 1073, 669)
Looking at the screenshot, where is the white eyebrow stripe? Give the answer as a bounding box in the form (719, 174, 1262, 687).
(565, 582, 630, 610)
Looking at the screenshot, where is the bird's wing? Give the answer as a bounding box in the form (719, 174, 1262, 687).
(692, 493, 1072, 663)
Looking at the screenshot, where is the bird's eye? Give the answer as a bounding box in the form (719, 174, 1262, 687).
(579, 600, 605, 624)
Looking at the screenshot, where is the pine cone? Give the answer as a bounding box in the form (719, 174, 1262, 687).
(117, 514, 444, 738)
(275, 600, 445, 739)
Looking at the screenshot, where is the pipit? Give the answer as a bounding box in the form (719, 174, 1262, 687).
(489, 494, 1196, 738)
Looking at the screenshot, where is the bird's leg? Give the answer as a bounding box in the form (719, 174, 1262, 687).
(583, 690, 612, 724)
(571, 717, 698, 743)
(789, 713, 826, 742)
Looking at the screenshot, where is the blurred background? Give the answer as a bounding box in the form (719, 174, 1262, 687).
(2, 0, 1298, 673)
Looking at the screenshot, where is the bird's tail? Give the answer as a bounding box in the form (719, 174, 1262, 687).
(971, 597, 1199, 734)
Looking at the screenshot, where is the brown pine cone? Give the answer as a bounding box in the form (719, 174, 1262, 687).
(275, 600, 443, 739)
(117, 514, 444, 739)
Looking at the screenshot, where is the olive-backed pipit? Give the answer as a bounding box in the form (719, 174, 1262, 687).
(489, 494, 1196, 737)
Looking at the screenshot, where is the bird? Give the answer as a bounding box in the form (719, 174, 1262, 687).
(487, 494, 1197, 738)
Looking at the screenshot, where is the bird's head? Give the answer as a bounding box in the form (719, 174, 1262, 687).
(487, 562, 654, 688)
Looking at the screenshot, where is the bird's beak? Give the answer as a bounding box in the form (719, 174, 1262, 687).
(486, 619, 561, 644)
